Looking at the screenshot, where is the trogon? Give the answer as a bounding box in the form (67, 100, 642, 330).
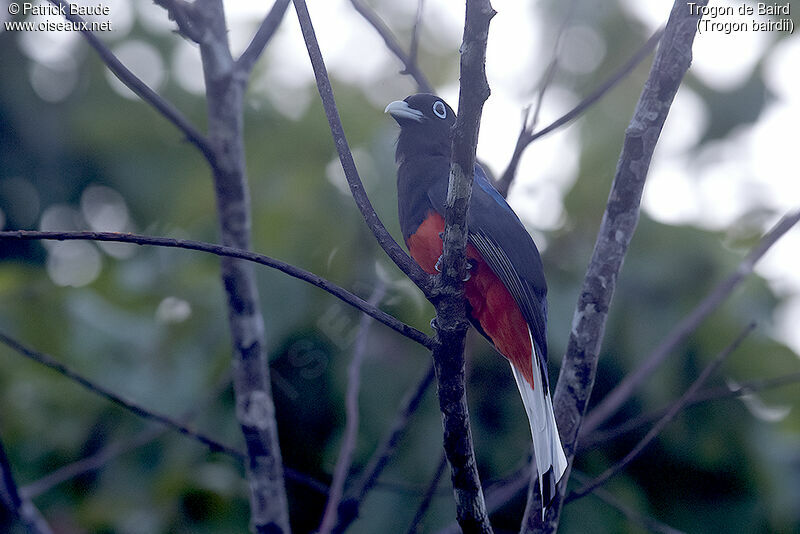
(385, 93, 568, 509)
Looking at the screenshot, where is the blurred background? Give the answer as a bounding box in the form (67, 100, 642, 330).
(1, 0, 799, 532)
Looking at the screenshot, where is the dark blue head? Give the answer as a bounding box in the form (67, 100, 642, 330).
(385, 94, 456, 164)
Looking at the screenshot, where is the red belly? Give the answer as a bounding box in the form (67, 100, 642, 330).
(407, 212, 534, 388)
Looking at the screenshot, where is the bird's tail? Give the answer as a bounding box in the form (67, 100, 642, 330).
(508, 339, 568, 514)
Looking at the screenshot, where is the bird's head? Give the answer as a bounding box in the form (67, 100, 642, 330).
(385, 93, 456, 162)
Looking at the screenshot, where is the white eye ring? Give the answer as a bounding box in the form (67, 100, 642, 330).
(432, 101, 447, 119)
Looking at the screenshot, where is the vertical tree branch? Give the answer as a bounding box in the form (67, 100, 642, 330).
(429, 1, 495, 532)
(188, 0, 291, 530)
(521, 1, 707, 531)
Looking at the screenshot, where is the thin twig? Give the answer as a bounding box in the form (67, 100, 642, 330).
(497, 28, 663, 194)
(569, 471, 686, 534)
(319, 283, 386, 534)
(567, 323, 756, 502)
(0, 433, 53, 534)
(333, 364, 435, 533)
(1, 330, 332, 499)
(21, 424, 164, 500)
(0, 331, 243, 458)
(46, 0, 215, 164)
(19, 369, 233, 499)
(436, 460, 530, 534)
(293, 0, 433, 296)
(523, 2, 707, 531)
(0, 230, 434, 350)
(406, 451, 448, 534)
(236, 0, 291, 75)
(441, 365, 800, 533)
(582, 209, 800, 435)
(17, 421, 328, 500)
(349, 0, 434, 93)
(406, 0, 425, 74)
(580, 369, 800, 451)
(526, 0, 578, 133)
(495, 0, 576, 197)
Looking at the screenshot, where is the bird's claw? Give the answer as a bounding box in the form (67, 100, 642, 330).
(434, 255, 443, 273)
(462, 259, 476, 281)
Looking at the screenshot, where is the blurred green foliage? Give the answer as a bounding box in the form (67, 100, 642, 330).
(1, 1, 798, 533)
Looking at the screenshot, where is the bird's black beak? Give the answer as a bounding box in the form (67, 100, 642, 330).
(385, 100, 424, 124)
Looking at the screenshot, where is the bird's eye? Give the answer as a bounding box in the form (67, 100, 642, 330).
(432, 101, 447, 119)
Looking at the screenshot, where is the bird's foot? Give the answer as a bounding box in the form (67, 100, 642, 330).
(434, 255, 443, 273)
(462, 258, 476, 282)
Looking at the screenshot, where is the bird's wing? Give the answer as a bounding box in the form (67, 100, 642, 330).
(426, 164, 550, 374)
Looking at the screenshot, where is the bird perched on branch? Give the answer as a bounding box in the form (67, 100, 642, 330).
(386, 93, 567, 511)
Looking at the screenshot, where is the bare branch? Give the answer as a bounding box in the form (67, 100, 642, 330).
(0, 230, 433, 350)
(581, 369, 800, 451)
(1, 330, 332, 502)
(524, 0, 577, 134)
(46, 0, 215, 164)
(21, 425, 167, 500)
(19, 370, 234, 500)
(236, 0, 292, 75)
(293, 0, 433, 296)
(406, 0, 425, 74)
(406, 451, 448, 534)
(18, 423, 328, 502)
(319, 283, 386, 534)
(0, 433, 53, 534)
(158, 0, 295, 527)
(497, 28, 663, 195)
(582, 208, 800, 435)
(522, 2, 707, 531)
(39, 2, 291, 523)
(569, 471, 686, 534)
(348, 0, 434, 93)
(427, 1, 496, 532)
(494, 0, 576, 197)
(0, 330, 244, 458)
(567, 323, 755, 502)
(333, 364, 435, 533)
(436, 460, 529, 534)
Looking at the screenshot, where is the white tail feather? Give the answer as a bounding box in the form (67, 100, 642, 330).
(508, 333, 568, 512)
